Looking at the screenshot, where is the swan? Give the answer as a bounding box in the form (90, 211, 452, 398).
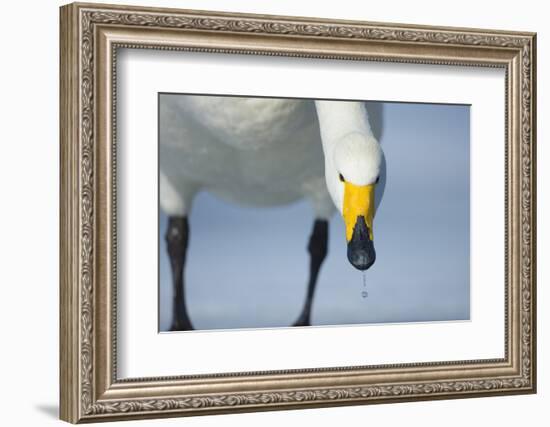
(160, 95, 385, 331)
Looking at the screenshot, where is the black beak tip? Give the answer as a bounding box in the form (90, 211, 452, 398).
(347, 244, 376, 271)
(347, 215, 376, 271)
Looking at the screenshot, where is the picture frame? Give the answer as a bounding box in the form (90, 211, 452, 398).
(59, 2, 537, 423)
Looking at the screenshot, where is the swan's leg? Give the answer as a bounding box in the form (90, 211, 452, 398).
(166, 216, 193, 331)
(294, 178, 335, 327)
(160, 172, 198, 331)
(293, 219, 329, 327)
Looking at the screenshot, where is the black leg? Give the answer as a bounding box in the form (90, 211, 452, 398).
(293, 219, 329, 327)
(166, 216, 194, 331)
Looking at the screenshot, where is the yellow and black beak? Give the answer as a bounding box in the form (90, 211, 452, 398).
(343, 181, 376, 271)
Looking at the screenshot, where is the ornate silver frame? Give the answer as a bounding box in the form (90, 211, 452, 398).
(60, 2, 537, 423)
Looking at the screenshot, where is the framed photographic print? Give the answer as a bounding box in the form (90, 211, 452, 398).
(59, 2, 537, 423)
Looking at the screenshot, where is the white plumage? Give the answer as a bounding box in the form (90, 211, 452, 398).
(159, 95, 384, 220)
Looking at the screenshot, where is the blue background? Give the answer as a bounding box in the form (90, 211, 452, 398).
(159, 102, 470, 331)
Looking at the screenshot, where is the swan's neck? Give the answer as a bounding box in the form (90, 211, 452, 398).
(314, 100, 375, 153)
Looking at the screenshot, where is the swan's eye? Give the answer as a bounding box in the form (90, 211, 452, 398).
(339, 173, 345, 183)
(375, 176, 380, 184)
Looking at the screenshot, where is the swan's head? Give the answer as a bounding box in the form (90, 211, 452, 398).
(327, 132, 383, 271)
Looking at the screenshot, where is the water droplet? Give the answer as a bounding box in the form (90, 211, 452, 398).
(361, 272, 368, 298)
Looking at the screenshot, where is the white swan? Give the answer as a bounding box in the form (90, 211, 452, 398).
(160, 95, 384, 330)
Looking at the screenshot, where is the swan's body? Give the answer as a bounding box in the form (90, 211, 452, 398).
(159, 94, 384, 330)
(160, 96, 334, 218)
